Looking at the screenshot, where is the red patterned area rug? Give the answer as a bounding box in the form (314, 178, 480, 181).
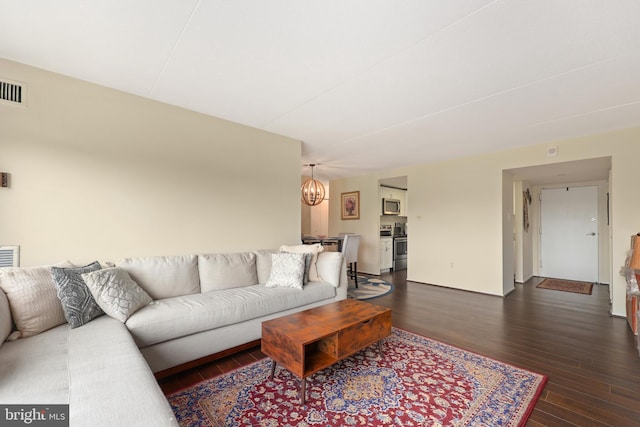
(167, 328, 546, 426)
(537, 278, 593, 295)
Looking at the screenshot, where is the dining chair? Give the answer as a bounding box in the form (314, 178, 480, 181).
(341, 234, 360, 288)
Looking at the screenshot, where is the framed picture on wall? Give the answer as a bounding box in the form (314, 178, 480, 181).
(341, 191, 360, 220)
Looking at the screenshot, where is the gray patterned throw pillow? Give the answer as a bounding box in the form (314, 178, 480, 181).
(265, 253, 305, 289)
(82, 267, 152, 322)
(51, 261, 104, 328)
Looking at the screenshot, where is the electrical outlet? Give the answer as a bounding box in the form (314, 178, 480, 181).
(1, 172, 8, 188)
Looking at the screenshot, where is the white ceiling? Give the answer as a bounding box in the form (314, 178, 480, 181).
(1, 1, 639, 181)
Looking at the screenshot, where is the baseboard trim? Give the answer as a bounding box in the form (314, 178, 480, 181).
(408, 279, 504, 298)
(503, 286, 517, 297)
(153, 339, 261, 380)
(515, 274, 534, 284)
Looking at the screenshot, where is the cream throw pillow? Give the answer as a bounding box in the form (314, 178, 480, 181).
(0, 261, 73, 339)
(279, 244, 324, 282)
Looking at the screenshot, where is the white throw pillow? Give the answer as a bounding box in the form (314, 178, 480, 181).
(0, 261, 73, 339)
(83, 267, 152, 323)
(265, 253, 305, 289)
(279, 244, 324, 282)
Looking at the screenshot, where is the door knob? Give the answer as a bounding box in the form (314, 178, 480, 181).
(586, 232, 596, 236)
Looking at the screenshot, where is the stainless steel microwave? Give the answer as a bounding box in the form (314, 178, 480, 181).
(382, 198, 401, 215)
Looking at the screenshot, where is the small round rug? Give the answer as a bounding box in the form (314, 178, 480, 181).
(347, 276, 394, 300)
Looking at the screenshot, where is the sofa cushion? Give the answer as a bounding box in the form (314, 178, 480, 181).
(280, 244, 324, 282)
(0, 323, 70, 404)
(198, 252, 258, 292)
(51, 261, 104, 329)
(83, 267, 152, 322)
(265, 253, 305, 289)
(126, 282, 336, 348)
(117, 255, 200, 299)
(0, 261, 72, 339)
(254, 249, 277, 284)
(67, 316, 179, 427)
(0, 290, 12, 348)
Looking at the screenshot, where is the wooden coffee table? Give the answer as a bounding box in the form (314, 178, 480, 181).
(261, 298, 392, 404)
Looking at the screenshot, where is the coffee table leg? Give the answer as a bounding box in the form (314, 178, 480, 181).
(300, 377, 306, 404)
(270, 360, 276, 379)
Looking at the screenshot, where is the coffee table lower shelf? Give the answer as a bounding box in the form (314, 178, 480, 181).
(261, 299, 392, 404)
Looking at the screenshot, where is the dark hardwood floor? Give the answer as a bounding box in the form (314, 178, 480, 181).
(158, 272, 640, 426)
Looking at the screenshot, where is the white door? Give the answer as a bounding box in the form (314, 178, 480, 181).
(540, 186, 598, 282)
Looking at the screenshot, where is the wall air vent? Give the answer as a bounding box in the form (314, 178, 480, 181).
(0, 78, 27, 107)
(0, 245, 20, 267)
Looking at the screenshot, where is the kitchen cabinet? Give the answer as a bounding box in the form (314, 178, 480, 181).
(380, 237, 393, 271)
(380, 187, 396, 200)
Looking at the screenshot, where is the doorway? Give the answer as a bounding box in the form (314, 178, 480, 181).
(540, 186, 599, 282)
(505, 156, 611, 293)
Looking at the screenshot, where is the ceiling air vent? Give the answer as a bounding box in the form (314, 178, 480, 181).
(0, 78, 27, 107)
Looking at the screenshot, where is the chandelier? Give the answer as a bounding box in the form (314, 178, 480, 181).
(301, 164, 325, 206)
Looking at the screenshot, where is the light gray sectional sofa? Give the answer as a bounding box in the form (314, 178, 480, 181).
(0, 246, 347, 427)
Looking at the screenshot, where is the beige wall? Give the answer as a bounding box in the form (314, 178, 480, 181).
(521, 181, 534, 283)
(330, 127, 640, 317)
(0, 58, 302, 266)
(502, 170, 515, 295)
(329, 175, 380, 274)
(514, 180, 526, 283)
(406, 153, 506, 295)
(300, 176, 311, 236)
